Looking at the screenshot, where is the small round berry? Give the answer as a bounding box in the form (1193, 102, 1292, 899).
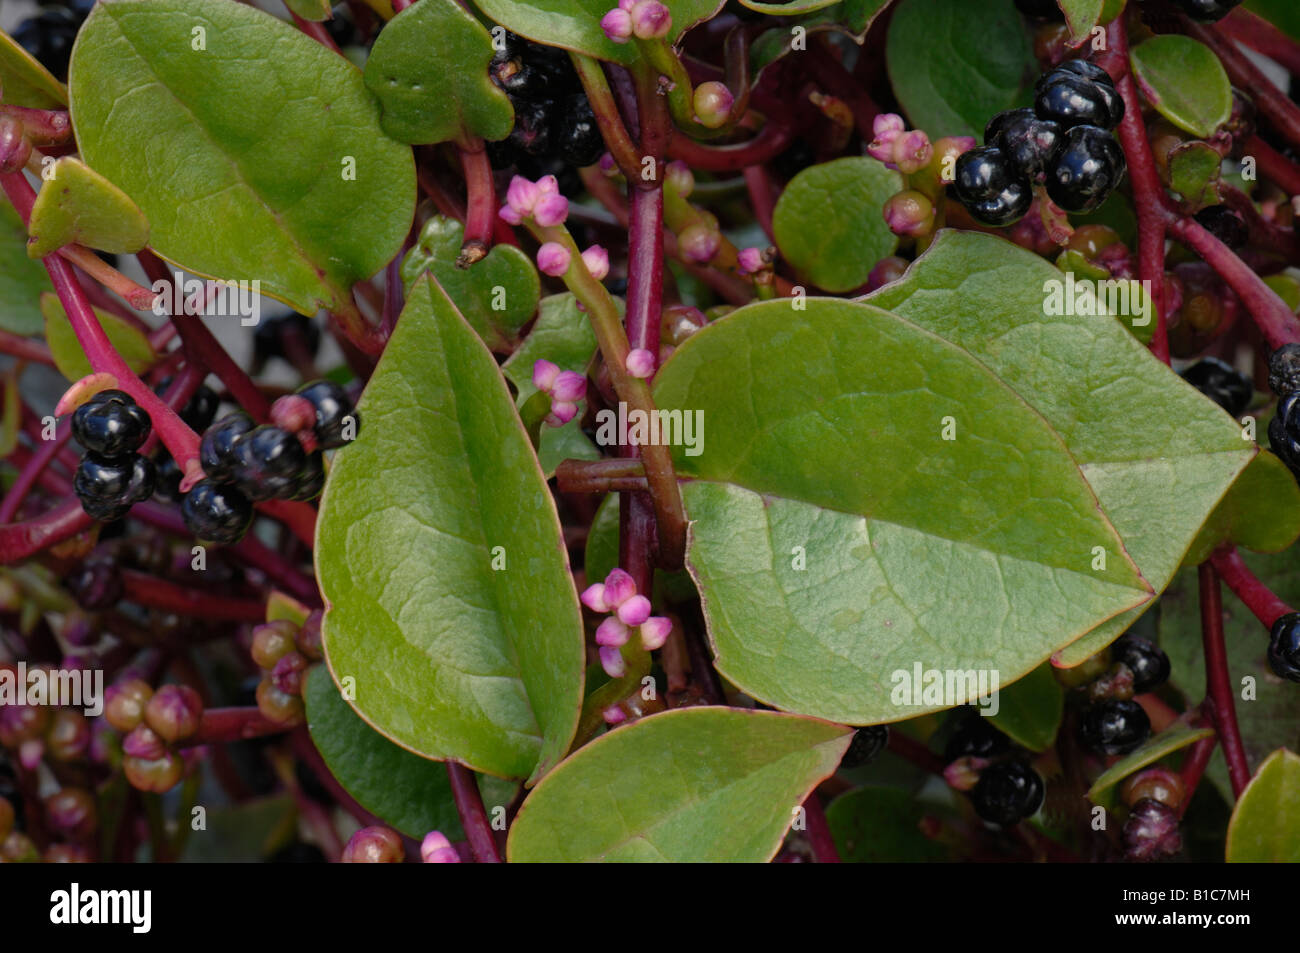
(1045, 125, 1126, 213)
(64, 557, 123, 610)
(1035, 65, 1123, 130)
(144, 684, 203, 744)
(104, 678, 154, 733)
(1171, 0, 1244, 23)
(13, 8, 79, 79)
(1053, 59, 1116, 90)
(229, 425, 308, 502)
(985, 108, 1064, 181)
(73, 452, 156, 521)
(0, 703, 49, 747)
(71, 389, 152, 457)
(1111, 636, 1172, 694)
(1179, 357, 1253, 418)
(952, 146, 1033, 226)
(295, 380, 359, 450)
(1269, 344, 1300, 397)
(298, 610, 325, 660)
(199, 411, 255, 483)
(342, 825, 405, 863)
(1120, 766, 1186, 811)
(252, 620, 300, 670)
(156, 377, 219, 432)
(45, 710, 90, 762)
(558, 93, 604, 167)
(1067, 224, 1123, 260)
(253, 313, 321, 367)
(943, 715, 1012, 763)
(122, 723, 168, 760)
(1, 830, 39, 863)
(1123, 798, 1182, 861)
(123, 752, 184, 793)
(841, 726, 889, 768)
(257, 678, 306, 725)
(44, 788, 97, 841)
(182, 479, 254, 545)
(884, 190, 936, 237)
(693, 81, 734, 130)
(271, 651, 309, 696)
(1271, 410, 1300, 475)
(970, 760, 1044, 826)
(288, 452, 325, 502)
(1267, 612, 1300, 682)
(1194, 205, 1248, 250)
(1079, 698, 1150, 755)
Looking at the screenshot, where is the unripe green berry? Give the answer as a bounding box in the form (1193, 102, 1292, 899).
(692, 81, 734, 130)
(46, 709, 91, 762)
(123, 752, 185, 793)
(252, 620, 300, 670)
(104, 678, 154, 733)
(342, 825, 405, 863)
(1, 831, 39, 863)
(1121, 767, 1186, 811)
(257, 678, 305, 725)
(45, 787, 97, 841)
(144, 684, 203, 743)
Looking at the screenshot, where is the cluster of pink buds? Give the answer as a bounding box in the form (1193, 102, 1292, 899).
(499, 174, 569, 227)
(601, 1, 672, 43)
(581, 568, 672, 677)
(536, 242, 609, 280)
(868, 114, 934, 175)
(532, 359, 587, 427)
(421, 830, 461, 863)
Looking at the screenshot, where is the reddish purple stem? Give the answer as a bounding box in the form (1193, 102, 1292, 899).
(1209, 546, 1295, 628)
(446, 762, 502, 863)
(801, 792, 841, 863)
(1198, 562, 1252, 799)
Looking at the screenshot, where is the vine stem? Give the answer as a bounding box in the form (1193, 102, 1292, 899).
(446, 762, 502, 863)
(0, 329, 53, 365)
(457, 142, 495, 264)
(1197, 562, 1251, 799)
(179, 706, 289, 746)
(1221, 7, 1300, 76)
(119, 569, 269, 621)
(1245, 135, 1300, 198)
(1102, 21, 1170, 363)
(1178, 730, 1217, 819)
(0, 420, 73, 523)
(665, 120, 795, 172)
(0, 499, 89, 564)
(1187, 18, 1300, 153)
(801, 792, 841, 863)
(290, 11, 342, 53)
(1208, 545, 1295, 627)
(571, 54, 642, 181)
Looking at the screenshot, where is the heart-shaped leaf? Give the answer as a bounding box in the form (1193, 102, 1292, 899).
(0, 28, 67, 107)
(826, 786, 954, 861)
(27, 158, 150, 258)
(1226, 748, 1300, 862)
(1130, 35, 1232, 139)
(316, 275, 585, 783)
(472, 0, 725, 66)
(41, 292, 156, 382)
(653, 296, 1152, 725)
(865, 231, 1254, 668)
(401, 216, 539, 352)
(772, 157, 902, 293)
(69, 0, 415, 317)
(986, 664, 1063, 752)
(1059, 0, 1103, 42)
(1168, 141, 1224, 211)
(363, 0, 514, 146)
(885, 0, 1037, 140)
(507, 707, 852, 862)
(0, 203, 52, 336)
(1183, 451, 1300, 566)
(1086, 723, 1215, 810)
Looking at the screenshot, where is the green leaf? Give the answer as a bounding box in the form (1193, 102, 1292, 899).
(1086, 723, 1214, 810)
(181, 794, 296, 862)
(653, 296, 1151, 725)
(885, 0, 1037, 140)
(401, 216, 539, 352)
(284, 0, 333, 21)
(1161, 555, 1300, 802)
(69, 0, 414, 317)
(364, 0, 514, 145)
(0, 28, 67, 107)
(750, 1, 893, 75)
(1167, 141, 1224, 211)
(1059, 0, 1103, 41)
(826, 786, 952, 862)
(472, 0, 725, 66)
(507, 707, 852, 861)
(866, 231, 1254, 668)
(41, 292, 156, 382)
(772, 157, 902, 293)
(584, 493, 621, 591)
(738, 0, 843, 12)
(1183, 450, 1300, 566)
(0, 203, 52, 336)
(1226, 748, 1300, 862)
(304, 665, 463, 838)
(1130, 35, 1232, 139)
(316, 275, 585, 783)
(27, 158, 150, 258)
(986, 664, 1064, 752)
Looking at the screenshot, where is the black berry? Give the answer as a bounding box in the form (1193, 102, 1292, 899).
(943, 714, 1012, 763)
(64, 556, 123, 611)
(1045, 125, 1126, 213)
(1035, 65, 1123, 131)
(1194, 205, 1248, 250)
(200, 411, 255, 483)
(1123, 798, 1182, 861)
(1269, 411, 1300, 475)
(1179, 357, 1253, 418)
(841, 726, 889, 768)
(253, 313, 321, 368)
(1111, 636, 1171, 693)
(952, 146, 1032, 226)
(1171, 0, 1243, 23)
(970, 760, 1044, 826)
(1079, 698, 1150, 755)
(985, 108, 1064, 181)
(558, 93, 604, 168)
(1267, 612, 1300, 682)
(1268, 344, 1300, 396)
(296, 380, 359, 450)
(182, 479, 254, 545)
(290, 452, 326, 502)
(73, 452, 156, 522)
(71, 390, 151, 457)
(230, 425, 309, 502)
(157, 377, 219, 432)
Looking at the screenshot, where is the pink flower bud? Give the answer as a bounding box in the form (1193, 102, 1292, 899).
(891, 130, 934, 175)
(123, 724, 167, 760)
(532, 359, 561, 394)
(506, 175, 541, 215)
(737, 246, 766, 275)
(546, 401, 579, 427)
(617, 594, 652, 626)
(421, 831, 460, 863)
(19, 738, 43, 771)
(537, 175, 560, 195)
(693, 81, 734, 129)
(602, 569, 638, 608)
(342, 825, 404, 863)
(533, 192, 570, 227)
(601, 7, 633, 42)
(596, 617, 630, 647)
(640, 616, 672, 650)
(599, 153, 618, 176)
(631, 0, 671, 39)
(551, 370, 587, 403)
(499, 204, 524, 226)
(625, 347, 656, 378)
(883, 190, 935, 238)
(581, 582, 610, 613)
(536, 242, 571, 277)
(678, 222, 720, 263)
(603, 705, 627, 725)
(581, 244, 610, 280)
(599, 645, 626, 678)
(664, 160, 694, 196)
(872, 113, 906, 139)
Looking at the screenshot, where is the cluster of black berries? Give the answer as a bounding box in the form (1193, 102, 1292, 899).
(953, 60, 1126, 227)
(486, 32, 605, 176)
(189, 380, 356, 544)
(1179, 356, 1253, 419)
(943, 713, 1045, 827)
(71, 390, 158, 521)
(12, 0, 94, 81)
(1072, 636, 1169, 756)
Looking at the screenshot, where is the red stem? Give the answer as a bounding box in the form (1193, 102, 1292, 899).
(1198, 562, 1251, 799)
(1209, 546, 1295, 628)
(1178, 731, 1217, 819)
(743, 164, 778, 243)
(458, 144, 496, 254)
(0, 421, 73, 523)
(801, 792, 841, 863)
(1246, 135, 1300, 198)
(446, 762, 502, 863)
(0, 499, 91, 564)
(0, 329, 53, 365)
(290, 11, 341, 53)
(181, 706, 289, 746)
(1221, 8, 1300, 77)
(1188, 18, 1300, 153)
(886, 730, 944, 775)
(119, 569, 269, 621)
(666, 120, 795, 172)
